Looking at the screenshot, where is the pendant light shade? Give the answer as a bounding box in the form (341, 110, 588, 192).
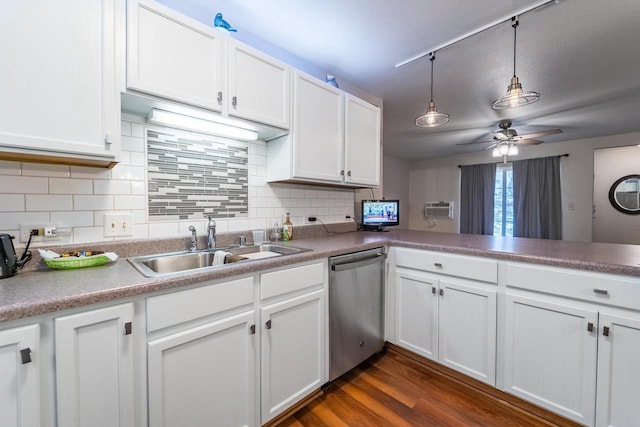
(416, 52, 450, 128)
(491, 17, 540, 110)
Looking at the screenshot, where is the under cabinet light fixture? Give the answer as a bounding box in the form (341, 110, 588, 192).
(147, 109, 259, 141)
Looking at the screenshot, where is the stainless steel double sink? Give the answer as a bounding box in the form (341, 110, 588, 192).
(128, 243, 310, 277)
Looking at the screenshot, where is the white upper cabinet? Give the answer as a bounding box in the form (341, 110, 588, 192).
(127, 0, 224, 112)
(227, 40, 290, 129)
(127, 0, 290, 130)
(291, 71, 344, 183)
(344, 94, 381, 186)
(267, 71, 381, 188)
(0, 0, 124, 167)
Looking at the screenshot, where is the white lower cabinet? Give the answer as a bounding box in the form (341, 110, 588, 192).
(260, 289, 325, 422)
(395, 268, 497, 385)
(55, 302, 135, 427)
(503, 294, 598, 426)
(147, 310, 256, 427)
(595, 313, 640, 427)
(0, 324, 39, 427)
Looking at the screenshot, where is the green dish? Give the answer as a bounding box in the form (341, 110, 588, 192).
(44, 255, 111, 270)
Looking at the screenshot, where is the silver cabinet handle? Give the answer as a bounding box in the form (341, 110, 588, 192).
(434, 262, 443, 268)
(603, 326, 610, 337)
(265, 319, 272, 330)
(432, 287, 436, 295)
(587, 322, 594, 332)
(232, 96, 237, 108)
(249, 324, 256, 335)
(217, 91, 222, 103)
(124, 321, 132, 335)
(439, 288, 444, 296)
(593, 289, 609, 295)
(347, 170, 352, 177)
(340, 170, 345, 176)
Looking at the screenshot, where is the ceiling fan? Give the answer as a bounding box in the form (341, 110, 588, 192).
(458, 119, 563, 151)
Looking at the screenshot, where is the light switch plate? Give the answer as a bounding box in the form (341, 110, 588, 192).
(103, 213, 133, 237)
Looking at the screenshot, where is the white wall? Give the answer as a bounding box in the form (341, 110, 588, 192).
(381, 155, 409, 228)
(405, 131, 640, 242)
(593, 145, 640, 244)
(0, 113, 355, 249)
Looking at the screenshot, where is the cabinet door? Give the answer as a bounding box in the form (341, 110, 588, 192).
(0, 0, 122, 166)
(503, 294, 597, 426)
(596, 313, 640, 427)
(55, 303, 134, 427)
(438, 280, 496, 385)
(261, 289, 325, 423)
(0, 325, 39, 427)
(344, 94, 380, 186)
(292, 71, 344, 183)
(148, 311, 256, 427)
(395, 270, 438, 360)
(127, 0, 224, 111)
(228, 40, 290, 129)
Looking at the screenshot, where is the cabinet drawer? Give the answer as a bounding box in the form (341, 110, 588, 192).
(260, 262, 325, 300)
(505, 262, 640, 310)
(147, 277, 254, 333)
(394, 248, 497, 284)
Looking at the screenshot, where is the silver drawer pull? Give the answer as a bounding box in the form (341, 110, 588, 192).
(434, 262, 443, 268)
(593, 289, 609, 295)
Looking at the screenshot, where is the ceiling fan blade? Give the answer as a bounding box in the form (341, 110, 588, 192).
(493, 132, 510, 140)
(515, 129, 563, 140)
(516, 139, 543, 145)
(481, 143, 497, 151)
(456, 140, 494, 146)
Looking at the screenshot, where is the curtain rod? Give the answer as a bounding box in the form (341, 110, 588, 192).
(394, 0, 559, 68)
(457, 153, 569, 168)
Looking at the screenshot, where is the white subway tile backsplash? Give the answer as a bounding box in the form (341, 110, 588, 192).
(0, 212, 49, 230)
(0, 161, 21, 175)
(121, 120, 132, 136)
(148, 221, 180, 238)
(112, 165, 145, 181)
(131, 123, 145, 138)
(114, 195, 146, 210)
(130, 181, 145, 195)
(0, 195, 25, 211)
(70, 166, 112, 179)
(94, 179, 131, 195)
(121, 135, 145, 152)
(74, 195, 113, 211)
(26, 195, 73, 211)
(22, 162, 70, 177)
(73, 227, 105, 244)
(50, 211, 94, 227)
(0, 176, 48, 193)
(50, 178, 93, 194)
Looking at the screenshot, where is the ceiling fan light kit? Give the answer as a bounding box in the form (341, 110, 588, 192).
(415, 52, 450, 128)
(492, 16, 540, 110)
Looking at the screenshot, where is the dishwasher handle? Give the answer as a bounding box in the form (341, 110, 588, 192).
(331, 253, 385, 272)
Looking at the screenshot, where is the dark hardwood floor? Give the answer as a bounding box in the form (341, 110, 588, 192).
(276, 348, 579, 427)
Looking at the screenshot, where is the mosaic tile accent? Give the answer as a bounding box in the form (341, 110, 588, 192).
(147, 129, 249, 221)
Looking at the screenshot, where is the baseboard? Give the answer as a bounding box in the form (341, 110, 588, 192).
(262, 388, 324, 427)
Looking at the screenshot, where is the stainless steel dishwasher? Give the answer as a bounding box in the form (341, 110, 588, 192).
(329, 247, 386, 381)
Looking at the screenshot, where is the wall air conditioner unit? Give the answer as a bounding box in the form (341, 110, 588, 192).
(424, 201, 454, 219)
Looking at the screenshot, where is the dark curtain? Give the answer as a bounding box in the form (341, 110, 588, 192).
(512, 156, 563, 239)
(460, 163, 496, 235)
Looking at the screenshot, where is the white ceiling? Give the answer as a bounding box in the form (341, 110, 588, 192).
(156, 0, 640, 160)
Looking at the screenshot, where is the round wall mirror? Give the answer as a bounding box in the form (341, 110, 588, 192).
(608, 174, 640, 214)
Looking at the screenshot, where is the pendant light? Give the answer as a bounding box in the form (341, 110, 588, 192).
(491, 16, 540, 110)
(415, 52, 450, 128)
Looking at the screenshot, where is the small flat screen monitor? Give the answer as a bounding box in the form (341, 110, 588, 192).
(361, 199, 399, 231)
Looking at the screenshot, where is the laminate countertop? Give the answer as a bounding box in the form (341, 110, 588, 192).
(2, 229, 640, 322)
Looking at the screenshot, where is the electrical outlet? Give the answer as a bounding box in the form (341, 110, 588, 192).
(19, 224, 56, 243)
(103, 213, 133, 237)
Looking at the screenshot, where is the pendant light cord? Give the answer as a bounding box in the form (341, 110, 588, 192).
(512, 16, 519, 77)
(429, 52, 435, 102)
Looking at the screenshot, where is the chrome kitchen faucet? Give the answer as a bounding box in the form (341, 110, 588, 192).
(204, 215, 216, 249)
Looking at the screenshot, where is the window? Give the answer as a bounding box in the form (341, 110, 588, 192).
(494, 164, 514, 236)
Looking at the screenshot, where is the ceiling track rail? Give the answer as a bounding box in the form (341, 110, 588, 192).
(394, 0, 560, 68)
